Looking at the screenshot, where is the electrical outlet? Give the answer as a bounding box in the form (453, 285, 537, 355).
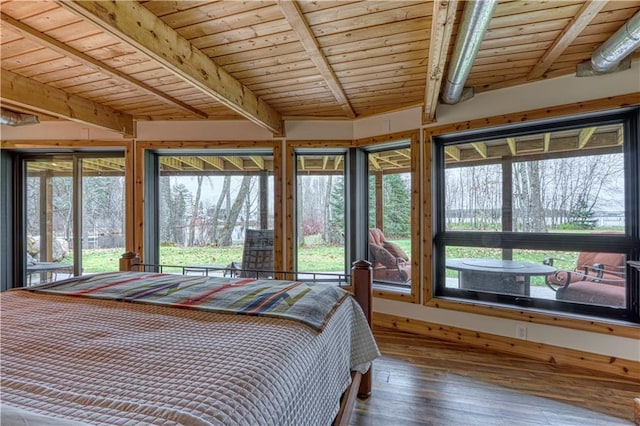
(516, 324, 528, 340)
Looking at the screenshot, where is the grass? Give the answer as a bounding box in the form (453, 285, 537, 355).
(74, 237, 577, 287)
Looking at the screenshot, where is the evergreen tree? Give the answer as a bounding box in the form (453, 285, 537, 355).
(328, 176, 344, 245)
(382, 174, 411, 238)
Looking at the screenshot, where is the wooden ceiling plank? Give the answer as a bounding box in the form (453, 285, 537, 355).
(0, 12, 207, 119)
(58, 0, 283, 135)
(578, 127, 597, 149)
(526, 1, 607, 80)
(276, 0, 355, 119)
(177, 156, 204, 170)
(424, 0, 458, 124)
(1, 69, 134, 136)
(200, 156, 224, 170)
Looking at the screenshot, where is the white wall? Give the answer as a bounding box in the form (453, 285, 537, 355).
(0, 121, 126, 140)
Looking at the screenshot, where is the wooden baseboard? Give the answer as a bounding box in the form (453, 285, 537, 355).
(373, 312, 640, 381)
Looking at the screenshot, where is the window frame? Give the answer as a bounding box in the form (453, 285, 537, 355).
(432, 108, 640, 323)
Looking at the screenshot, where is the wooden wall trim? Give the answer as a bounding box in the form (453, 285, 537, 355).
(374, 312, 640, 381)
(353, 129, 419, 147)
(1, 140, 132, 148)
(425, 298, 640, 339)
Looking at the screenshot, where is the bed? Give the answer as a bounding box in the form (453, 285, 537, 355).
(0, 255, 379, 426)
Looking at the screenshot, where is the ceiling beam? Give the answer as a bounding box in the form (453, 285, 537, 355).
(225, 156, 244, 170)
(1, 12, 207, 119)
(1, 69, 134, 136)
(59, 0, 283, 135)
(527, 0, 606, 80)
(177, 156, 204, 170)
(444, 146, 460, 161)
(201, 156, 224, 170)
(250, 156, 265, 170)
(277, 0, 356, 119)
(424, 0, 459, 124)
(543, 133, 551, 152)
(578, 127, 597, 148)
(506, 137, 517, 156)
(471, 142, 487, 158)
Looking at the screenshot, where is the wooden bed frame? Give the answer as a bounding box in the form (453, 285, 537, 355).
(119, 252, 374, 425)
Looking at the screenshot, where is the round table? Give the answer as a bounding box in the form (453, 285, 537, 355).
(446, 258, 556, 296)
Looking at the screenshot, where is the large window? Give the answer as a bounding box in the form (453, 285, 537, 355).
(434, 109, 639, 322)
(153, 153, 274, 273)
(295, 153, 346, 274)
(22, 155, 125, 285)
(367, 145, 412, 288)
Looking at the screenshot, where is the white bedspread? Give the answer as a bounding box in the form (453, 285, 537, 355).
(0, 290, 379, 426)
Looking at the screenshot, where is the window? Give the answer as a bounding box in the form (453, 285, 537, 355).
(152, 153, 274, 272)
(433, 109, 639, 322)
(22, 155, 125, 285)
(295, 153, 346, 274)
(367, 145, 412, 289)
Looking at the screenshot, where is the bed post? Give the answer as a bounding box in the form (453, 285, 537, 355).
(120, 252, 140, 272)
(351, 260, 373, 398)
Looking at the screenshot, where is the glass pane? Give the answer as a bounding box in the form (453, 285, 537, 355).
(25, 160, 74, 285)
(81, 158, 126, 274)
(445, 164, 502, 231)
(296, 154, 345, 274)
(445, 246, 626, 308)
(368, 147, 412, 285)
(444, 123, 625, 233)
(158, 154, 274, 276)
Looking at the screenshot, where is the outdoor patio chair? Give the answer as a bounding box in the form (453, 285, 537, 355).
(544, 251, 626, 307)
(368, 228, 411, 283)
(229, 229, 274, 279)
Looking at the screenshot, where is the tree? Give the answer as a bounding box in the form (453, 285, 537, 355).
(217, 175, 253, 246)
(382, 173, 411, 238)
(327, 176, 344, 245)
(187, 176, 203, 246)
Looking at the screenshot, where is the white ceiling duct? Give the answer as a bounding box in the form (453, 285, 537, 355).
(441, 0, 498, 105)
(591, 10, 640, 72)
(0, 107, 40, 126)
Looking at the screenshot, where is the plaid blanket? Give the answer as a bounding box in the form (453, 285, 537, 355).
(25, 272, 350, 331)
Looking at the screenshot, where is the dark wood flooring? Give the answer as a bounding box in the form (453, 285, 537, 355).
(351, 327, 638, 426)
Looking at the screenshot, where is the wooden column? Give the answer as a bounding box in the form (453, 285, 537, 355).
(351, 259, 373, 398)
(119, 251, 140, 271)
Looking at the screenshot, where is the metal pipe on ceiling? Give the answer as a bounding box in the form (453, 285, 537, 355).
(441, 0, 498, 105)
(591, 10, 640, 72)
(0, 107, 39, 126)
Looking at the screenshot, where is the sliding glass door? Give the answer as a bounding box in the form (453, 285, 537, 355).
(22, 155, 125, 285)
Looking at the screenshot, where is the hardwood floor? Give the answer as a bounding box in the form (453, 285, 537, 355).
(351, 328, 638, 426)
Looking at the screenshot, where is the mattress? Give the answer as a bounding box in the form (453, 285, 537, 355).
(0, 282, 379, 425)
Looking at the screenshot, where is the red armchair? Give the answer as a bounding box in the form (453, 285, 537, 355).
(368, 228, 411, 283)
(545, 252, 626, 307)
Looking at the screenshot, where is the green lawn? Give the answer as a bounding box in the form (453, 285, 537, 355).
(77, 237, 574, 287)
